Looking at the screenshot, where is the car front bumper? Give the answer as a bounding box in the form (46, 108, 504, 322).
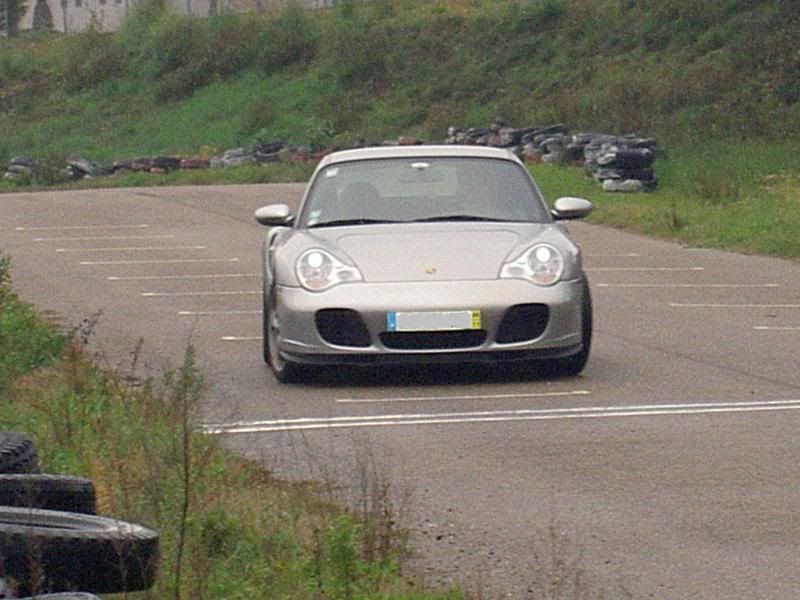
(273, 277, 586, 367)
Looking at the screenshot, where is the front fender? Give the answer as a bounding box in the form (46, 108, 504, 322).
(262, 226, 292, 291)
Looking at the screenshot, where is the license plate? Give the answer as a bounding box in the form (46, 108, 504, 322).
(387, 310, 481, 332)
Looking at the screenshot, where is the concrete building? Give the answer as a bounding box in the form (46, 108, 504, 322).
(3, 0, 336, 35)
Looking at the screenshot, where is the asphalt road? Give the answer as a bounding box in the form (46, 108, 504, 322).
(2, 185, 800, 599)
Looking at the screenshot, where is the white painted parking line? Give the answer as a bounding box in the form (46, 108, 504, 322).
(597, 283, 779, 289)
(754, 326, 800, 331)
(16, 224, 150, 231)
(586, 267, 704, 272)
(80, 258, 240, 265)
(57, 245, 206, 253)
(203, 399, 800, 434)
(179, 310, 259, 316)
(142, 290, 260, 297)
(109, 273, 258, 281)
(671, 303, 800, 308)
(221, 336, 260, 341)
(336, 390, 591, 404)
(35, 235, 174, 242)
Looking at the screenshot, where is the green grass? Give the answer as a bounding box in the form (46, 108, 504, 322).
(0, 253, 463, 599)
(0, 254, 67, 394)
(532, 138, 800, 258)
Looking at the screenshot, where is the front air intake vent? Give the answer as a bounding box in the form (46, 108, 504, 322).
(316, 309, 371, 347)
(496, 304, 549, 343)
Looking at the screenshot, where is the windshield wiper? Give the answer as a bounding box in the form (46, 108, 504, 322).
(412, 215, 510, 223)
(308, 218, 399, 228)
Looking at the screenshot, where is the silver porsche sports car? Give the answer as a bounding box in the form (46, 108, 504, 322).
(255, 145, 593, 382)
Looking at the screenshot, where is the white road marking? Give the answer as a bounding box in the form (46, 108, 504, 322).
(142, 290, 260, 297)
(754, 326, 800, 331)
(203, 399, 800, 434)
(597, 283, 779, 288)
(179, 310, 259, 316)
(80, 258, 240, 265)
(671, 303, 800, 309)
(35, 235, 173, 242)
(57, 245, 206, 253)
(109, 273, 258, 281)
(586, 267, 704, 272)
(222, 336, 260, 341)
(336, 390, 591, 404)
(16, 224, 150, 231)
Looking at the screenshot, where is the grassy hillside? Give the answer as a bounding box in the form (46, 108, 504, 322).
(1, 0, 799, 159)
(1, 0, 800, 259)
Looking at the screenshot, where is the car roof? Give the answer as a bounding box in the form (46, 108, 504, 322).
(317, 145, 523, 168)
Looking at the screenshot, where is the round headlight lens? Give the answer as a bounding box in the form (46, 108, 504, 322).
(297, 251, 333, 290)
(499, 243, 565, 286)
(296, 249, 363, 291)
(528, 243, 563, 286)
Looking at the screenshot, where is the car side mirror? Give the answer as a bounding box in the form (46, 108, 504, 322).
(551, 197, 593, 220)
(255, 204, 293, 227)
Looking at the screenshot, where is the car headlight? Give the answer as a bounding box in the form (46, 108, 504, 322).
(296, 249, 363, 291)
(500, 243, 564, 286)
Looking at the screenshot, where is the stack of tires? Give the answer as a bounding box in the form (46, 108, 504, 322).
(0, 432, 159, 599)
(584, 137, 659, 192)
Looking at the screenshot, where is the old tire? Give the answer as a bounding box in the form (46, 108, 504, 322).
(0, 432, 38, 474)
(0, 474, 96, 515)
(0, 507, 158, 595)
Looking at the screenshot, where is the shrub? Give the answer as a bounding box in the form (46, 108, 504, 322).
(61, 25, 125, 91)
(258, 3, 319, 75)
(206, 15, 261, 78)
(144, 15, 213, 101)
(321, 1, 388, 89)
(116, 0, 168, 59)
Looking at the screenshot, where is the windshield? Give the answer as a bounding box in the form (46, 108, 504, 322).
(297, 157, 551, 228)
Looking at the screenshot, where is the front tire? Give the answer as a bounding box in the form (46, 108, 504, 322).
(265, 291, 306, 383)
(551, 274, 592, 376)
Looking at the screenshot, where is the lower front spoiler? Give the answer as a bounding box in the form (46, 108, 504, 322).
(279, 343, 583, 367)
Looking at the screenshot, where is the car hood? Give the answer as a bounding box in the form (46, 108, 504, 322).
(304, 223, 553, 282)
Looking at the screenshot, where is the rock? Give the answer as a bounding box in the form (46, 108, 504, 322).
(112, 160, 133, 173)
(9, 156, 35, 168)
(255, 152, 280, 164)
(521, 143, 543, 163)
(66, 157, 109, 178)
(255, 140, 284, 154)
(6, 164, 33, 175)
(151, 156, 181, 171)
(602, 178, 646, 193)
(179, 158, 211, 169)
(130, 158, 154, 172)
